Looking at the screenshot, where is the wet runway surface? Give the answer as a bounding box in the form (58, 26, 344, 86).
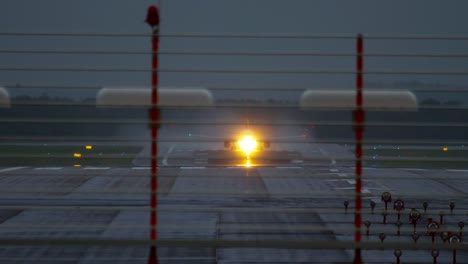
(0, 141, 467, 263)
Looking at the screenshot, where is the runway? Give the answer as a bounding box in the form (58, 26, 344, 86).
(0, 140, 467, 263)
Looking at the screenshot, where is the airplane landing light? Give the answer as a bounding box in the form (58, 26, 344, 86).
(238, 135, 258, 156)
(244, 158, 252, 168)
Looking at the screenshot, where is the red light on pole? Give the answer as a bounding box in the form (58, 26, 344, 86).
(146, 6, 160, 28)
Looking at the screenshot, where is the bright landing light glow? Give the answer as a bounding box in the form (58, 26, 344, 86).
(244, 159, 252, 168)
(238, 135, 258, 155)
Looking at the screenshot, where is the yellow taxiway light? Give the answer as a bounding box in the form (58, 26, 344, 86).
(73, 153, 82, 158)
(85, 145, 92, 150)
(73, 164, 82, 167)
(238, 135, 258, 155)
(443, 147, 448, 152)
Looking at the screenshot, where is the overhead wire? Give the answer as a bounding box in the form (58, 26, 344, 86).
(1, 30, 468, 260)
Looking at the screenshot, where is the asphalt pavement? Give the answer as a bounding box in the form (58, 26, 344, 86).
(0, 137, 467, 263)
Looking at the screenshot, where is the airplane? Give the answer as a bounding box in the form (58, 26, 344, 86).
(223, 128, 270, 157)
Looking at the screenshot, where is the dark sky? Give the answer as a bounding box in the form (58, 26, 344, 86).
(1, 0, 468, 100)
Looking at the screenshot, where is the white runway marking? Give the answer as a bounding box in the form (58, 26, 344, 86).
(0, 167, 27, 173)
(162, 145, 176, 166)
(34, 167, 63, 170)
(291, 159, 303, 164)
(446, 169, 468, 172)
(180, 167, 206, 170)
(132, 167, 151, 170)
(276, 166, 303, 169)
(401, 168, 428, 171)
(347, 180, 356, 185)
(83, 167, 110, 170)
(329, 169, 339, 172)
(318, 147, 336, 165)
(334, 187, 371, 194)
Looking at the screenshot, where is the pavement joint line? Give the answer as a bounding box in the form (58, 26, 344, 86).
(34, 167, 63, 170)
(446, 169, 468, 172)
(180, 167, 206, 169)
(329, 169, 339, 172)
(275, 166, 303, 169)
(131, 167, 151, 170)
(83, 167, 110, 170)
(291, 159, 304, 164)
(398, 168, 428, 171)
(0, 167, 28, 173)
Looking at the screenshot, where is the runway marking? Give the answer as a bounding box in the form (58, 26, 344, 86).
(400, 168, 428, 171)
(0, 167, 27, 173)
(291, 159, 303, 164)
(276, 166, 303, 169)
(318, 147, 336, 165)
(34, 167, 63, 170)
(83, 167, 110, 170)
(162, 145, 175, 166)
(334, 187, 371, 194)
(347, 180, 356, 185)
(180, 167, 206, 170)
(446, 169, 468, 173)
(329, 169, 339, 172)
(132, 167, 151, 170)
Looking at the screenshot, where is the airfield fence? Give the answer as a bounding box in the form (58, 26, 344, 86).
(0, 29, 467, 263)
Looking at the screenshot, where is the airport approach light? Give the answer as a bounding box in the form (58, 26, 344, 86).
(300, 90, 418, 111)
(443, 146, 448, 152)
(73, 153, 82, 158)
(85, 145, 92, 150)
(0, 87, 11, 108)
(96, 88, 214, 107)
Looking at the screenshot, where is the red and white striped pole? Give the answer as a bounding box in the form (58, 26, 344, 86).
(353, 33, 364, 264)
(146, 5, 160, 264)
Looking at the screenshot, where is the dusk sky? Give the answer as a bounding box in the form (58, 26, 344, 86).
(1, 1, 468, 100)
